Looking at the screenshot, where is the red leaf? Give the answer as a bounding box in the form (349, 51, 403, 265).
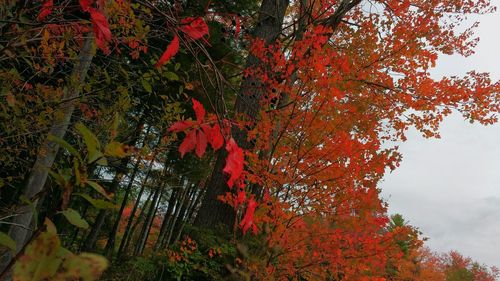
(38, 0, 53, 21)
(179, 17, 209, 40)
(223, 138, 244, 188)
(234, 16, 241, 38)
(192, 98, 205, 122)
(239, 197, 258, 235)
(208, 123, 224, 150)
(154, 34, 180, 68)
(168, 120, 193, 133)
(235, 188, 246, 208)
(90, 8, 112, 54)
(195, 130, 207, 158)
(79, 0, 92, 12)
(179, 130, 196, 158)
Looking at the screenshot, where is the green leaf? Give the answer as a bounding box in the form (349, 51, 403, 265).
(48, 134, 81, 161)
(59, 253, 109, 281)
(60, 208, 89, 229)
(13, 219, 61, 281)
(86, 180, 112, 200)
(75, 123, 103, 164)
(165, 71, 179, 81)
(141, 79, 152, 93)
(174, 63, 181, 71)
(0, 232, 16, 251)
(75, 193, 118, 209)
(104, 141, 128, 158)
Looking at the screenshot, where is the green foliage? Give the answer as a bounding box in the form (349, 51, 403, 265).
(0, 231, 16, 251)
(59, 208, 89, 229)
(13, 219, 108, 281)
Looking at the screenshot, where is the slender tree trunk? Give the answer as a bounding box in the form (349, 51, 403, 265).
(103, 155, 142, 257)
(134, 181, 162, 255)
(82, 120, 144, 251)
(186, 182, 206, 223)
(172, 184, 197, 245)
(194, 0, 290, 230)
(164, 181, 190, 247)
(153, 188, 178, 252)
(0, 36, 95, 272)
(116, 152, 157, 258)
(121, 184, 154, 255)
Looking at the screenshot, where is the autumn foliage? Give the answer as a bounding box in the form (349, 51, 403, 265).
(0, 0, 499, 280)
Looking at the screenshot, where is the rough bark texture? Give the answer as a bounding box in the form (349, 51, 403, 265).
(0, 36, 95, 273)
(194, 0, 290, 230)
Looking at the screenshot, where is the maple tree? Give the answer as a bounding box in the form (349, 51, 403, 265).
(0, 0, 498, 280)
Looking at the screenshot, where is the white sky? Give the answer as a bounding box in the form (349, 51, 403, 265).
(379, 0, 500, 268)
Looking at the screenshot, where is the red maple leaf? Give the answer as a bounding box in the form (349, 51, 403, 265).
(195, 130, 207, 158)
(192, 98, 205, 122)
(207, 123, 224, 150)
(79, 0, 92, 12)
(179, 130, 197, 158)
(155, 34, 180, 68)
(223, 138, 244, 188)
(235, 188, 246, 208)
(38, 0, 53, 21)
(239, 197, 258, 235)
(168, 120, 194, 133)
(89, 9, 112, 54)
(179, 17, 209, 40)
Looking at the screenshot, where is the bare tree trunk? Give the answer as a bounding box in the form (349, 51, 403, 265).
(0, 36, 95, 272)
(194, 0, 290, 230)
(103, 155, 142, 257)
(116, 153, 157, 258)
(82, 120, 144, 251)
(121, 183, 154, 256)
(164, 181, 190, 247)
(153, 188, 179, 252)
(134, 181, 163, 255)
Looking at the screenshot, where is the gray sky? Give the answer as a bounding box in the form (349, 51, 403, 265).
(379, 0, 500, 268)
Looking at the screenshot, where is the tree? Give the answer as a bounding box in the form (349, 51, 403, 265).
(0, 0, 499, 280)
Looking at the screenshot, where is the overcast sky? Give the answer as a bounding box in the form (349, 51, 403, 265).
(379, 0, 500, 268)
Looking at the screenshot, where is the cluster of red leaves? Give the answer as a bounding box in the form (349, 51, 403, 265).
(168, 99, 259, 234)
(168, 99, 224, 158)
(38, 0, 112, 53)
(155, 17, 210, 68)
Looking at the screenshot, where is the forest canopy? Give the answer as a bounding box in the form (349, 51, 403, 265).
(0, 0, 499, 280)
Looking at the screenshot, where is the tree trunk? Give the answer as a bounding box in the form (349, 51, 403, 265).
(116, 163, 152, 257)
(194, 0, 290, 230)
(103, 155, 142, 257)
(121, 182, 154, 256)
(153, 188, 178, 252)
(81, 120, 144, 251)
(0, 36, 95, 272)
(134, 181, 163, 255)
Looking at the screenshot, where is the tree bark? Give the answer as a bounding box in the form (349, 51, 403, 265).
(103, 155, 142, 257)
(134, 181, 163, 255)
(81, 120, 144, 251)
(0, 36, 95, 272)
(116, 156, 155, 257)
(194, 0, 290, 230)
